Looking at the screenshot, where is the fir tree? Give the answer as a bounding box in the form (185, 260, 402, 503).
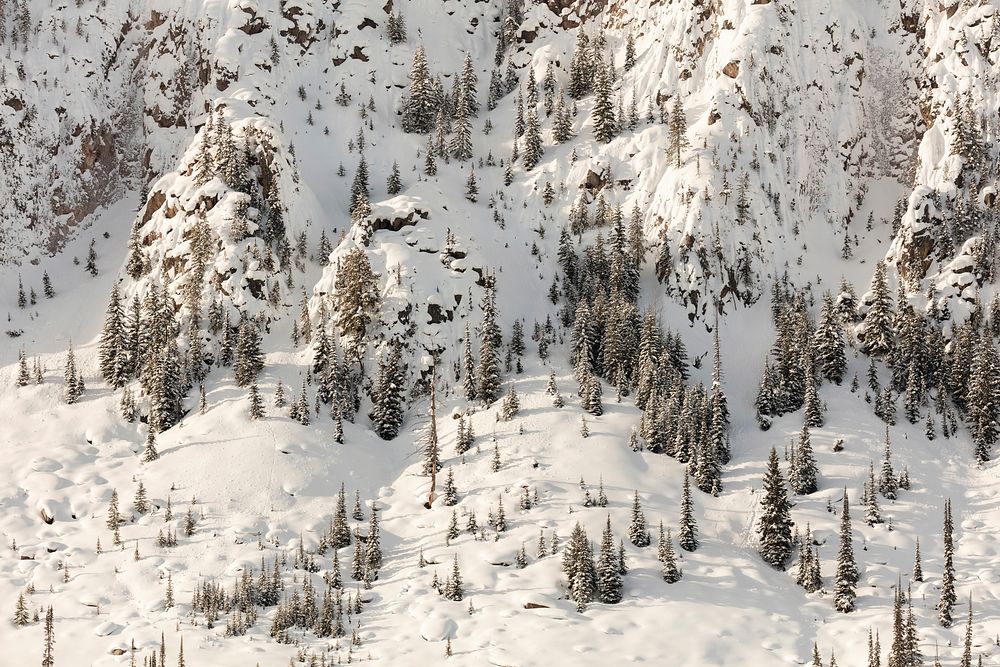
(402, 45, 437, 133)
(593, 515, 622, 604)
(862, 260, 894, 357)
(679, 473, 699, 552)
(591, 64, 616, 144)
(248, 380, 265, 420)
(834, 489, 858, 613)
(758, 448, 794, 568)
(939, 498, 956, 626)
(792, 424, 819, 495)
(628, 491, 650, 547)
(666, 95, 689, 168)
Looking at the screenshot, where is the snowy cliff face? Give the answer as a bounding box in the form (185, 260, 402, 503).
(888, 2, 1000, 323)
(2, 0, 993, 330)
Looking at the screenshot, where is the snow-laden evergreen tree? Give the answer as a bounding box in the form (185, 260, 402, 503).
(63, 342, 80, 404)
(371, 342, 405, 440)
(758, 448, 794, 568)
(666, 95, 689, 168)
(939, 498, 956, 626)
(660, 527, 681, 583)
(679, 473, 698, 552)
(401, 45, 437, 133)
(834, 489, 858, 613)
(248, 380, 265, 420)
(476, 282, 502, 403)
(522, 106, 542, 170)
(99, 284, 127, 388)
(333, 247, 381, 362)
(861, 260, 894, 357)
(863, 462, 882, 526)
(553, 90, 574, 143)
(967, 331, 999, 462)
(596, 515, 622, 604)
(233, 316, 263, 387)
(563, 522, 597, 612)
(498, 384, 520, 421)
(792, 424, 818, 495)
(879, 427, 898, 500)
(142, 429, 160, 463)
(442, 468, 458, 506)
(628, 491, 650, 547)
(450, 88, 473, 161)
(444, 555, 464, 601)
(464, 166, 479, 202)
(591, 63, 616, 144)
(386, 161, 402, 195)
(913, 538, 923, 582)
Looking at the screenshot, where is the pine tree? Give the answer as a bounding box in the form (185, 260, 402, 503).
(939, 498, 956, 627)
(679, 473, 699, 552)
(371, 342, 404, 440)
(967, 332, 1000, 462)
(42, 271, 54, 298)
(879, 427, 898, 500)
(233, 317, 264, 387)
(834, 489, 858, 613)
(913, 538, 923, 582)
(862, 260, 894, 357)
(464, 166, 478, 202)
(63, 342, 80, 404)
(792, 424, 819, 494)
(596, 515, 622, 603)
(628, 491, 650, 547)
(591, 64, 616, 143)
(41, 605, 54, 667)
(248, 380, 265, 420)
(666, 95, 689, 168)
(442, 468, 458, 506)
(333, 248, 381, 361)
(864, 462, 882, 526)
(563, 522, 597, 612)
(450, 88, 473, 161)
(141, 429, 161, 465)
(959, 596, 974, 667)
(133, 481, 149, 514)
(758, 448, 794, 568)
(386, 161, 402, 195)
(13, 591, 28, 626)
(402, 45, 437, 133)
(522, 106, 543, 170)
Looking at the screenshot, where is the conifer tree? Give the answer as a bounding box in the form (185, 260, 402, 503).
(522, 107, 543, 170)
(63, 342, 80, 404)
(913, 538, 923, 582)
(666, 95, 689, 168)
(333, 248, 381, 361)
(386, 161, 402, 195)
(371, 342, 404, 440)
(465, 167, 478, 202)
(879, 427, 898, 500)
(596, 515, 622, 603)
(142, 429, 160, 463)
(563, 522, 597, 612)
(248, 380, 265, 420)
(591, 64, 616, 144)
(679, 473, 699, 552)
(793, 424, 819, 495)
(13, 591, 28, 626)
(628, 491, 650, 547)
(402, 45, 437, 133)
(233, 317, 264, 387)
(41, 605, 54, 667)
(834, 490, 858, 613)
(939, 498, 956, 626)
(758, 448, 794, 568)
(862, 260, 894, 357)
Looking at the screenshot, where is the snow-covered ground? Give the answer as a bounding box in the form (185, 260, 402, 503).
(1, 0, 999, 664)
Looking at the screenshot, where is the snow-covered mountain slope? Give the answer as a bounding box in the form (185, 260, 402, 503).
(1, 0, 1000, 665)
